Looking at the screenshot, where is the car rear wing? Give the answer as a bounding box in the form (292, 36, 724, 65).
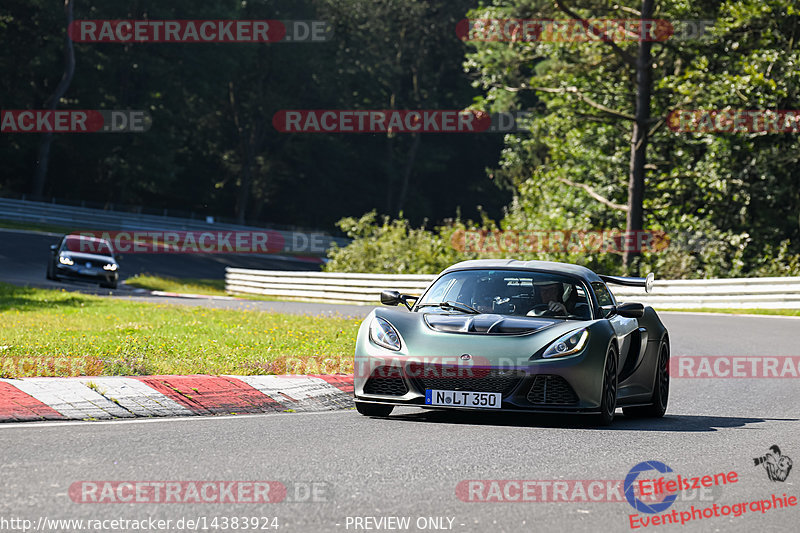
(599, 272, 654, 293)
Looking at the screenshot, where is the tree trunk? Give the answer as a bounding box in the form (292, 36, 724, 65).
(623, 0, 654, 273)
(395, 132, 421, 215)
(31, 0, 75, 198)
(395, 67, 422, 215)
(229, 81, 262, 225)
(235, 156, 253, 225)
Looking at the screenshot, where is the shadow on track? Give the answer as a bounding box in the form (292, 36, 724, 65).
(385, 409, 796, 432)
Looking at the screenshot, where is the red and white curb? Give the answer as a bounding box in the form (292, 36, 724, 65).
(0, 374, 354, 423)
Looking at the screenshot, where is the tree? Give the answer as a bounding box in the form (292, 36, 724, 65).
(30, 0, 75, 198)
(464, 0, 800, 277)
(625, 0, 654, 271)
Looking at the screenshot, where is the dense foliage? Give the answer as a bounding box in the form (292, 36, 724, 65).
(0, 0, 509, 227)
(328, 0, 800, 278)
(3, 1, 799, 278)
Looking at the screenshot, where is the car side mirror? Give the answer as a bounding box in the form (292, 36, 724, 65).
(381, 290, 402, 306)
(600, 305, 616, 318)
(380, 290, 417, 311)
(617, 302, 645, 318)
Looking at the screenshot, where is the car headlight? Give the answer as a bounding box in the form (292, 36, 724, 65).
(542, 328, 589, 358)
(103, 263, 118, 271)
(58, 255, 74, 266)
(369, 317, 401, 351)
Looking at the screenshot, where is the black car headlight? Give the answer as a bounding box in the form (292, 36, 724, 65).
(103, 263, 118, 271)
(542, 328, 589, 358)
(369, 317, 401, 351)
(58, 255, 74, 266)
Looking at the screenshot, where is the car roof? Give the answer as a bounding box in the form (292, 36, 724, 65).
(65, 234, 110, 244)
(440, 259, 603, 283)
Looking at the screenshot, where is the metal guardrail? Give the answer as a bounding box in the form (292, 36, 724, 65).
(226, 269, 437, 304)
(611, 277, 800, 309)
(0, 196, 349, 257)
(225, 269, 800, 309)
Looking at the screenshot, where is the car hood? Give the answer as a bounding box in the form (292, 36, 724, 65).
(368, 307, 597, 364)
(423, 313, 556, 335)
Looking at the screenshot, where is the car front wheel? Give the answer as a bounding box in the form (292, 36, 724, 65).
(595, 344, 618, 426)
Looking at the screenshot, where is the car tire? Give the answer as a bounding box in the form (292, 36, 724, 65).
(355, 401, 394, 417)
(595, 344, 618, 426)
(46, 263, 54, 280)
(623, 339, 669, 419)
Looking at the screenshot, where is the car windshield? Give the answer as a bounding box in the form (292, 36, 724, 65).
(417, 269, 592, 320)
(62, 236, 114, 257)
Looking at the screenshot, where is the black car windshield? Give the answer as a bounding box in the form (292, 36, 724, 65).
(417, 269, 592, 320)
(62, 235, 114, 257)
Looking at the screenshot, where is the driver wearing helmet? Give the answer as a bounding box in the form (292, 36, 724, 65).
(539, 281, 567, 315)
(528, 281, 579, 317)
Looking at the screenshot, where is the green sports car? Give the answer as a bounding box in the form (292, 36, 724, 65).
(353, 259, 669, 425)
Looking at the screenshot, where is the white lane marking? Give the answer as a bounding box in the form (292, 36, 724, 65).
(150, 291, 238, 300)
(0, 408, 356, 429)
(1, 378, 134, 419)
(660, 311, 800, 320)
(76, 377, 192, 417)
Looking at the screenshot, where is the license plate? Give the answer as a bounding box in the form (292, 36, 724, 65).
(425, 390, 501, 409)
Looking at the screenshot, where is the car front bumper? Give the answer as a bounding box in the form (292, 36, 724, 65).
(353, 355, 607, 414)
(55, 264, 118, 284)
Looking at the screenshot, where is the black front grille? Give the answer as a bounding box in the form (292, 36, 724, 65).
(411, 366, 524, 395)
(527, 375, 579, 405)
(363, 366, 409, 396)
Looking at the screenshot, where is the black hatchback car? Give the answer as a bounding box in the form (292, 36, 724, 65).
(47, 234, 120, 289)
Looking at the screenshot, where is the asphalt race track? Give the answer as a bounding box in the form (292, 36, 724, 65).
(0, 367, 797, 533)
(0, 228, 319, 294)
(1, 229, 799, 532)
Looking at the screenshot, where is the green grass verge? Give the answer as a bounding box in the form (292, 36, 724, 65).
(0, 282, 360, 378)
(661, 308, 800, 316)
(0, 218, 77, 234)
(124, 274, 227, 296)
(124, 273, 281, 301)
